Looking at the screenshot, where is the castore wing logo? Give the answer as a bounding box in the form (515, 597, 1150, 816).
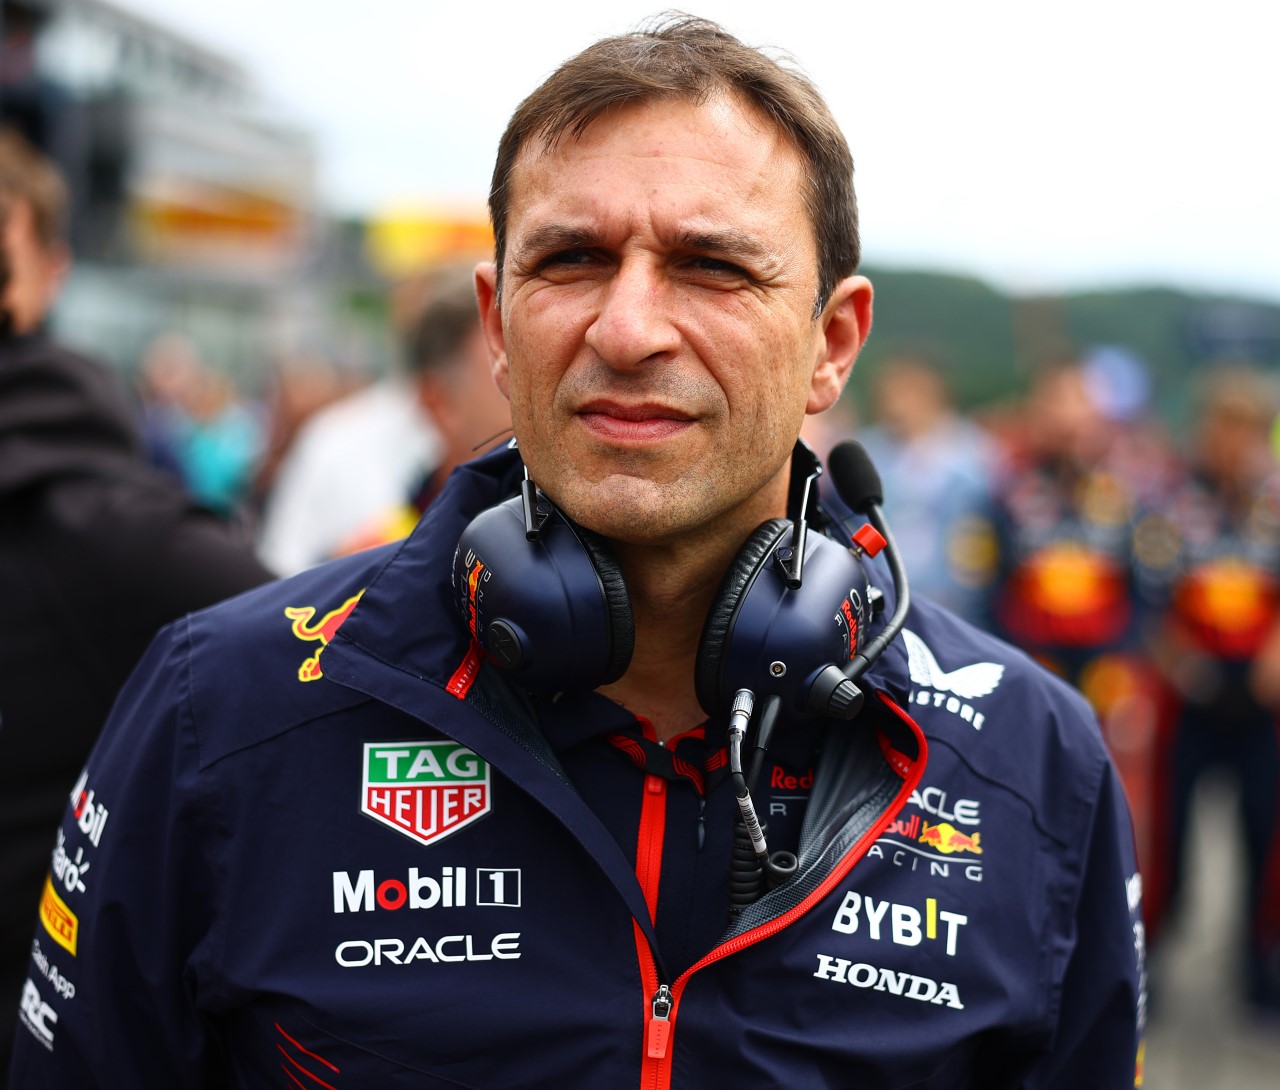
(903, 629, 1004, 699)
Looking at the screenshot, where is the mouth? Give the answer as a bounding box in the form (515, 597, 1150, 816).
(575, 399, 695, 444)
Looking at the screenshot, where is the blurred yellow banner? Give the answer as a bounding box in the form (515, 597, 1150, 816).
(366, 204, 494, 278)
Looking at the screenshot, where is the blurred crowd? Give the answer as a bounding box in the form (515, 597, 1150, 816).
(811, 345, 1280, 1021)
(94, 257, 514, 574)
(3, 120, 1280, 1077)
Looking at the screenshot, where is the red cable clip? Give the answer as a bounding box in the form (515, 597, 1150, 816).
(851, 524, 886, 557)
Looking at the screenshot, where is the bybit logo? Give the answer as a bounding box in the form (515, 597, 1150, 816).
(830, 891, 968, 955)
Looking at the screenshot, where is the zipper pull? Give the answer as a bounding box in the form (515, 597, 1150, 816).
(647, 984, 673, 1059)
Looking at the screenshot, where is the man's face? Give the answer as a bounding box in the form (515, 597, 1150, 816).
(1, 198, 66, 334)
(477, 94, 870, 548)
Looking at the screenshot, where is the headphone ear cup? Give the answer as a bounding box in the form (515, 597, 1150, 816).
(453, 495, 634, 691)
(572, 525, 635, 683)
(695, 518, 792, 718)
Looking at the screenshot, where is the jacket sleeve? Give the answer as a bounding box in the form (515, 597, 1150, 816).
(8, 620, 225, 1086)
(1025, 758, 1146, 1090)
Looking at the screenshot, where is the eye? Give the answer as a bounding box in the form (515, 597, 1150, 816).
(693, 256, 746, 274)
(537, 249, 599, 271)
(529, 248, 614, 284)
(681, 255, 755, 286)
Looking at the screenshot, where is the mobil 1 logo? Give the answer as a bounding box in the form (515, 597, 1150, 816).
(363, 741, 490, 847)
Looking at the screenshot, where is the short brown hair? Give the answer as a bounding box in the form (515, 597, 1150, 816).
(1195, 362, 1280, 431)
(404, 260, 484, 377)
(0, 127, 68, 248)
(488, 13, 858, 314)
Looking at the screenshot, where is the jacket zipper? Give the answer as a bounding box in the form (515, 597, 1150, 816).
(637, 701, 928, 1089)
(647, 983, 673, 1062)
(633, 772, 669, 1089)
(637, 785, 911, 1087)
(637, 774, 667, 921)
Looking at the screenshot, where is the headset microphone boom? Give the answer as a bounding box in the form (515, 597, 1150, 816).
(803, 439, 912, 719)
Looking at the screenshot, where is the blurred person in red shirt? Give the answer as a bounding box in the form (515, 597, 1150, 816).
(1143, 363, 1280, 1013)
(985, 349, 1179, 939)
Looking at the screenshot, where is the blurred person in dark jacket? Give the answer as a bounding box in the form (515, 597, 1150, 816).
(1143, 364, 1280, 1012)
(985, 351, 1178, 942)
(0, 127, 275, 1081)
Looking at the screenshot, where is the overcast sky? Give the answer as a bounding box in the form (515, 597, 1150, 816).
(114, 0, 1279, 303)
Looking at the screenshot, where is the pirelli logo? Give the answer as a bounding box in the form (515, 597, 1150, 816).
(39, 876, 78, 957)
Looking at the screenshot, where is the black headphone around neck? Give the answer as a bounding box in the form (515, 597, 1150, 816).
(451, 439, 906, 724)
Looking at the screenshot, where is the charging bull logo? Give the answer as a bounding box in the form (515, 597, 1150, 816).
(284, 591, 364, 682)
(919, 821, 982, 855)
(461, 551, 488, 640)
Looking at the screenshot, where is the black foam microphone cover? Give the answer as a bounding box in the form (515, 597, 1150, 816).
(828, 440, 883, 514)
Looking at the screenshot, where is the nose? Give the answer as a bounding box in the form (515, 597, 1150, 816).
(584, 258, 681, 368)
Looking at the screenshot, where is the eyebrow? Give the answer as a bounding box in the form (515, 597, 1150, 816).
(511, 222, 781, 271)
(671, 227, 777, 268)
(510, 224, 599, 265)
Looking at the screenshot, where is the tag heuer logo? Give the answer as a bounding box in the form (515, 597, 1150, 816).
(362, 742, 490, 847)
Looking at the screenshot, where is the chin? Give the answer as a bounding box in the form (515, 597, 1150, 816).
(562, 482, 686, 543)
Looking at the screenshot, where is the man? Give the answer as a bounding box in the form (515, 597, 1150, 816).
(0, 129, 274, 1081)
(254, 280, 446, 573)
(1145, 364, 1280, 1012)
(8, 17, 1144, 1087)
(331, 260, 512, 557)
(857, 349, 998, 626)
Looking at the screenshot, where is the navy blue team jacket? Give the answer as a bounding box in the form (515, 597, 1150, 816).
(9, 443, 1145, 1088)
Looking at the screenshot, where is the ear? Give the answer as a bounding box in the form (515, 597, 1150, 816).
(415, 371, 443, 418)
(474, 262, 511, 398)
(807, 275, 873, 414)
(43, 241, 70, 290)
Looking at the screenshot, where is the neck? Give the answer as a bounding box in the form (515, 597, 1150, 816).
(589, 447, 807, 741)
(595, 536, 732, 742)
